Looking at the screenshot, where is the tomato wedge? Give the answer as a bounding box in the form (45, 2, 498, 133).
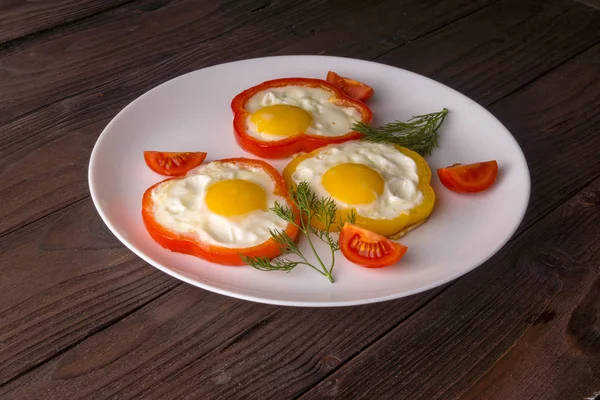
(339, 223, 408, 268)
(326, 71, 374, 102)
(437, 161, 498, 193)
(144, 151, 207, 176)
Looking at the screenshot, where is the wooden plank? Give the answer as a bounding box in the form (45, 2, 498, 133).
(0, 0, 134, 43)
(0, 0, 272, 124)
(461, 226, 600, 397)
(489, 44, 600, 233)
(375, 0, 600, 107)
(1, 21, 599, 399)
(0, 282, 444, 399)
(2, 0, 599, 238)
(573, 0, 600, 9)
(300, 177, 600, 400)
(0, 199, 180, 384)
(0, 0, 491, 126)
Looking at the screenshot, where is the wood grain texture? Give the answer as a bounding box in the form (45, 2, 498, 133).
(573, 0, 600, 9)
(0, 284, 444, 399)
(0, 0, 134, 43)
(460, 185, 600, 400)
(376, 0, 600, 106)
(0, 0, 491, 125)
(0, 199, 180, 384)
(2, 36, 599, 399)
(300, 179, 600, 400)
(462, 243, 600, 399)
(489, 44, 600, 233)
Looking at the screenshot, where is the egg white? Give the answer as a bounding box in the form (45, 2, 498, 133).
(150, 161, 289, 248)
(244, 85, 362, 141)
(290, 141, 424, 219)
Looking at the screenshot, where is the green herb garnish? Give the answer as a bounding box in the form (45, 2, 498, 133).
(353, 108, 449, 156)
(241, 181, 356, 283)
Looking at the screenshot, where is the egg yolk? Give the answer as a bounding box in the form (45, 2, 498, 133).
(205, 179, 267, 216)
(250, 105, 313, 136)
(321, 163, 385, 205)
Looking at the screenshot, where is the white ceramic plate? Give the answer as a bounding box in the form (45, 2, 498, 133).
(89, 55, 530, 307)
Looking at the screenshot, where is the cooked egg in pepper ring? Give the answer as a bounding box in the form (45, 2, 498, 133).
(150, 162, 287, 248)
(244, 85, 363, 141)
(142, 158, 299, 265)
(282, 141, 435, 237)
(231, 78, 373, 159)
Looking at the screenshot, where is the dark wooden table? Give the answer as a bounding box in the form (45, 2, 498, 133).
(1, 0, 599, 398)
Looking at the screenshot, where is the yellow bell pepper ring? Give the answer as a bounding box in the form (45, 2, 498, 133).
(282, 144, 435, 238)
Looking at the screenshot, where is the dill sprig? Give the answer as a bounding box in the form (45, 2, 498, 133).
(353, 108, 448, 156)
(241, 182, 355, 283)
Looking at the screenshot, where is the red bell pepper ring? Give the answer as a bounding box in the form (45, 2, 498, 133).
(231, 78, 373, 159)
(142, 158, 300, 266)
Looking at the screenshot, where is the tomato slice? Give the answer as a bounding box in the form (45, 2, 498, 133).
(339, 223, 408, 268)
(144, 151, 207, 176)
(326, 71, 374, 102)
(437, 161, 498, 193)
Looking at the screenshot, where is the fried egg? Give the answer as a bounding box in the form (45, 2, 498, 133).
(244, 86, 362, 141)
(288, 141, 424, 220)
(149, 161, 289, 248)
